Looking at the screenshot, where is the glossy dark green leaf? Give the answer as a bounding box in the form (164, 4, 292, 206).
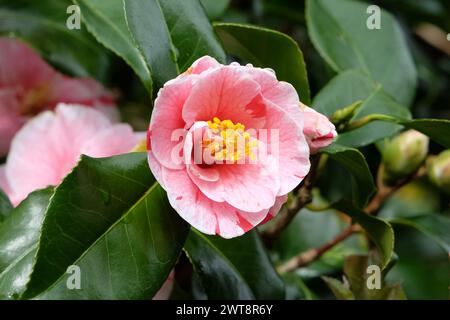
(333, 201, 394, 269)
(0, 188, 53, 299)
(306, 0, 417, 106)
(158, 0, 226, 69)
(321, 144, 376, 208)
(351, 117, 450, 149)
(390, 214, 450, 252)
(313, 70, 411, 147)
(75, 0, 153, 94)
(185, 229, 285, 299)
(124, 0, 225, 89)
(37, 183, 187, 299)
(214, 22, 311, 104)
(0, 188, 13, 223)
(2, 153, 189, 299)
(123, 0, 178, 89)
(0, 1, 110, 80)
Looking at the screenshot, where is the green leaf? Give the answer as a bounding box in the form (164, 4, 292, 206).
(200, 0, 230, 20)
(333, 201, 394, 269)
(342, 255, 406, 300)
(37, 183, 187, 299)
(322, 276, 354, 300)
(385, 225, 449, 299)
(350, 117, 450, 149)
(75, 0, 153, 94)
(0, 1, 110, 80)
(0, 188, 13, 223)
(398, 119, 450, 149)
(0, 153, 188, 299)
(313, 70, 411, 147)
(390, 214, 450, 252)
(306, 0, 417, 106)
(214, 22, 311, 104)
(0, 188, 53, 299)
(321, 144, 376, 208)
(185, 229, 285, 299)
(124, 0, 226, 89)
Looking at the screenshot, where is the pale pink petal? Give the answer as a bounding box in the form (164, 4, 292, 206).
(0, 38, 55, 90)
(182, 66, 265, 129)
(5, 104, 114, 204)
(94, 104, 121, 123)
(152, 270, 174, 300)
(238, 66, 304, 125)
(0, 38, 119, 156)
(262, 100, 310, 195)
(258, 195, 288, 226)
(48, 104, 112, 157)
(0, 38, 117, 116)
(80, 124, 139, 158)
(189, 56, 220, 75)
(47, 76, 115, 107)
(5, 111, 61, 204)
(133, 131, 147, 144)
(187, 155, 281, 212)
(0, 89, 24, 156)
(161, 168, 269, 238)
(264, 82, 303, 124)
(149, 77, 193, 169)
(147, 152, 165, 189)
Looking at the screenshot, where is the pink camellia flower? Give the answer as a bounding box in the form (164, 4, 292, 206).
(147, 56, 332, 238)
(300, 103, 337, 154)
(0, 104, 143, 206)
(0, 37, 118, 156)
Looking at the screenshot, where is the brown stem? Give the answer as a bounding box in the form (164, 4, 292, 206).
(277, 224, 360, 273)
(365, 164, 427, 215)
(261, 155, 320, 247)
(275, 160, 428, 273)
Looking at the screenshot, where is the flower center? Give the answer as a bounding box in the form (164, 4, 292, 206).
(203, 117, 257, 163)
(19, 85, 50, 116)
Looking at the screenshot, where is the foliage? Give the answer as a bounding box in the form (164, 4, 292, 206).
(0, 0, 449, 300)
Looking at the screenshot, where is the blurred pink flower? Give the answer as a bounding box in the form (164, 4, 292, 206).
(0, 104, 143, 206)
(152, 270, 175, 300)
(0, 37, 118, 156)
(147, 56, 315, 238)
(301, 103, 337, 154)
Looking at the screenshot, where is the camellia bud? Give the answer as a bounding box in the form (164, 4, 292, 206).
(382, 130, 429, 185)
(427, 150, 450, 194)
(330, 100, 362, 127)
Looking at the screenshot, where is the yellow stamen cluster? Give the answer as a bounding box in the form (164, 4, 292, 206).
(204, 117, 257, 162)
